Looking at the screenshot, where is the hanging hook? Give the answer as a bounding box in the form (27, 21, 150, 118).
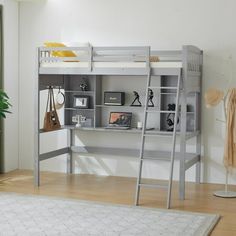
(55, 86, 65, 110)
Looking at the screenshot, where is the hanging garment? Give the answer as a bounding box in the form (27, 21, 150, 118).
(224, 88, 236, 168)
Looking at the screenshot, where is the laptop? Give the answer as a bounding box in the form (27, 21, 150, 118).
(105, 112, 132, 130)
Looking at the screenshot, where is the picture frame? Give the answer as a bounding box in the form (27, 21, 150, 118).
(73, 95, 89, 109)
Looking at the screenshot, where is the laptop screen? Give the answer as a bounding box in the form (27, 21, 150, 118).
(109, 112, 132, 127)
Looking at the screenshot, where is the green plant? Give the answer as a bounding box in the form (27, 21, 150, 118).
(0, 90, 11, 118)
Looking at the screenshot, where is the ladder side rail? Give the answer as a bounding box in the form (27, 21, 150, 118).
(179, 92, 187, 200)
(135, 67, 151, 206)
(167, 70, 182, 209)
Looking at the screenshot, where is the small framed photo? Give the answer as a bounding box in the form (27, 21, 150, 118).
(73, 96, 89, 109)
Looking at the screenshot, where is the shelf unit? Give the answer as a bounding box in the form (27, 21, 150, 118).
(60, 74, 199, 132)
(35, 45, 203, 206)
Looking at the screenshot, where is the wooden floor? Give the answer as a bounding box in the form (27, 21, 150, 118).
(0, 170, 236, 235)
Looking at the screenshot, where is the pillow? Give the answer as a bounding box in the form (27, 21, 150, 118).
(150, 56, 159, 62)
(44, 42, 77, 57)
(66, 42, 90, 57)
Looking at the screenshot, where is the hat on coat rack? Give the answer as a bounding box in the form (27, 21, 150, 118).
(204, 88, 224, 108)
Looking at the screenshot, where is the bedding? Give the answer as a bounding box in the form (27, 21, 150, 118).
(44, 42, 77, 57)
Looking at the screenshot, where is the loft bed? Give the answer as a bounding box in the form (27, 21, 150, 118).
(39, 45, 202, 93)
(36, 45, 203, 208)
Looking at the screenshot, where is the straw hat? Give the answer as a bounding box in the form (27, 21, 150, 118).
(204, 88, 224, 108)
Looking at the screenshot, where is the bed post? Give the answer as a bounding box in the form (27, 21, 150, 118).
(196, 50, 203, 183)
(67, 129, 73, 174)
(34, 48, 40, 186)
(179, 92, 187, 200)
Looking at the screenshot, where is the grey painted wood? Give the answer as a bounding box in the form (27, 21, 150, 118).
(139, 183, 168, 189)
(39, 67, 181, 77)
(40, 126, 200, 140)
(71, 146, 198, 161)
(39, 147, 70, 161)
(185, 154, 200, 170)
(196, 134, 201, 183)
(179, 92, 187, 200)
(67, 129, 73, 174)
(34, 48, 40, 186)
(135, 68, 151, 206)
(167, 70, 181, 209)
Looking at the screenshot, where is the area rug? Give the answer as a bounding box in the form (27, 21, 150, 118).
(0, 193, 219, 236)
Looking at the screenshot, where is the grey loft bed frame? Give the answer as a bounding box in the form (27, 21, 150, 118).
(35, 45, 203, 205)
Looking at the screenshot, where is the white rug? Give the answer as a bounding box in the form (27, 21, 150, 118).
(0, 193, 219, 236)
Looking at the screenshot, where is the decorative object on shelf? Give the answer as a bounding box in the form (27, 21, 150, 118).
(79, 79, 88, 91)
(205, 86, 236, 198)
(55, 87, 65, 110)
(166, 103, 179, 132)
(137, 121, 143, 129)
(75, 115, 87, 127)
(73, 95, 89, 109)
(148, 88, 154, 107)
(104, 91, 125, 106)
(43, 86, 61, 131)
(0, 90, 11, 118)
(130, 91, 142, 106)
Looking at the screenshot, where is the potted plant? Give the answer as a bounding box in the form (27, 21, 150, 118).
(0, 90, 11, 118)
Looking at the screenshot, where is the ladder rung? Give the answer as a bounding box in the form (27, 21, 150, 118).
(144, 133, 173, 137)
(141, 157, 171, 161)
(148, 86, 178, 90)
(139, 183, 168, 189)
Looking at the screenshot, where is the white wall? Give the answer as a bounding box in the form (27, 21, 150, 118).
(19, 0, 236, 184)
(0, 0, 19, 172)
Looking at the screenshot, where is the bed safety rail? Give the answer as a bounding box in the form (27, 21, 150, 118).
(39, 46, 92, 70)
(93, 46, 150, 68)
(151, 50, 182, 62)
(39, 46, 151, 72)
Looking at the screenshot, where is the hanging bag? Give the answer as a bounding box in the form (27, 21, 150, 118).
(43, 87, 61, 131)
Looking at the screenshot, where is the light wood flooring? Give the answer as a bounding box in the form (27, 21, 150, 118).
(0, 170, 236, 235)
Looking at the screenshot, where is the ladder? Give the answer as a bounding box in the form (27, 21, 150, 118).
(135, 68, 181, 209)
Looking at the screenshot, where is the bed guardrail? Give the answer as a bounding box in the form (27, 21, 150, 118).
(39, 46, 92, 70)
(151, 50, 182, 62)
(93, 46, 150, 69)
(39, 46, 151, 72)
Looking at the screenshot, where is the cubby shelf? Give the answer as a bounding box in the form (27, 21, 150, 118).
(95, 105, 144, 109)
(65, 108, 95, 111)
(64, 90, 94, 94)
